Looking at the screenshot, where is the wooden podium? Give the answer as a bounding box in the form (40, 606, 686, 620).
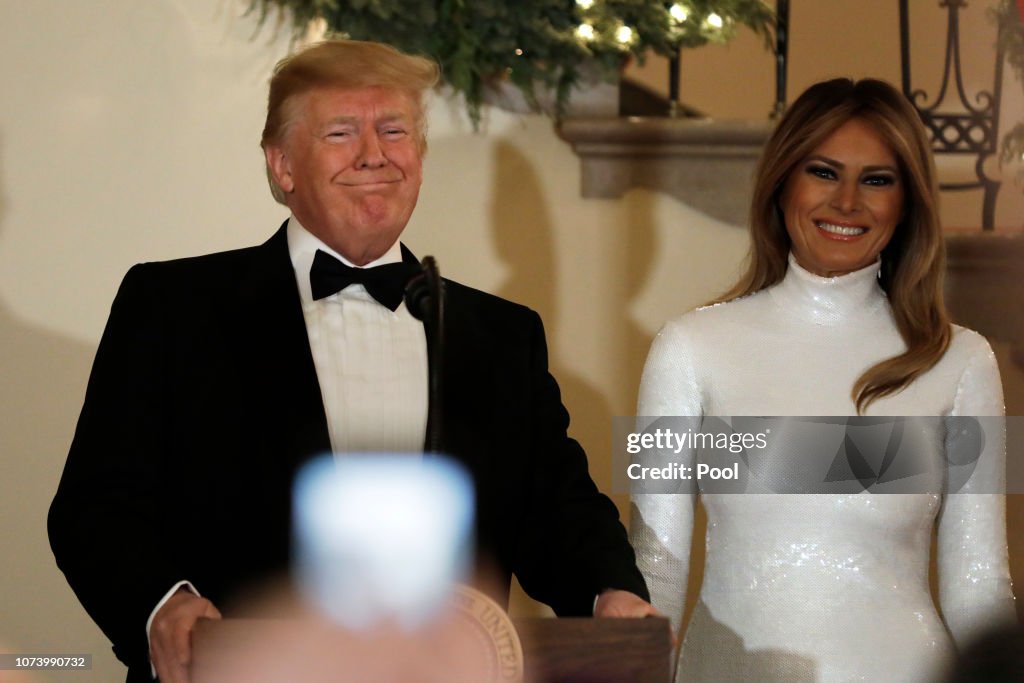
(192, 616, 671, 683)
(516, 617, 671, 683)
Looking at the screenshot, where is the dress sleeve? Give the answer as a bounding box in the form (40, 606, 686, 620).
(629, 318, 703, 636)
(937, 333, 1017, 646)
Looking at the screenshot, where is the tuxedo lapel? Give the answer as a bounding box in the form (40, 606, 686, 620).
(435, 283, 501, 465)
(234, 224, 331, 466)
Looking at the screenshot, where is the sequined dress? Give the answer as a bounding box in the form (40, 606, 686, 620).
(630, 256, 1015, 682)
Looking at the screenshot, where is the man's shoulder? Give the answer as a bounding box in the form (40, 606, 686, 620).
(129, 241, 268, 279)
(121, 228, 287, 293)
(442, 279, 539, 327)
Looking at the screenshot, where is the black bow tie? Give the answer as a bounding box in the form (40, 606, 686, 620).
(309, 249, 415, 311)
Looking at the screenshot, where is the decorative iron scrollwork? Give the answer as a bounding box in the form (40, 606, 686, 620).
(900, 0, 1006, 229)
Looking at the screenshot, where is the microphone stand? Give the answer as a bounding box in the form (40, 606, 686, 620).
(404, 257, 445, 453)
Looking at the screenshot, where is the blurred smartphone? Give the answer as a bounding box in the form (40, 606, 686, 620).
(292, 454, 474, 630)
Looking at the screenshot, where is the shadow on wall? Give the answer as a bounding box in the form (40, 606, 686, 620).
(489, 140, 559, 323)
(0, 134, 126, 680)
(490, 141, 618, 460)
(487, 142, 661, 463)
(488, 140, 614, 618)
(620, 191, 660, 416)
(488, 141, 665, 497)
(488, 139, 674, 615)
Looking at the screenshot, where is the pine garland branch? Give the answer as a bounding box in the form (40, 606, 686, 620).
(249, 0, 775, 127)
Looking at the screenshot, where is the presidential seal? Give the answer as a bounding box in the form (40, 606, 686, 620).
(450, 585, 524, 682)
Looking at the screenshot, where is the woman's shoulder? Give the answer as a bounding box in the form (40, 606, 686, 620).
(645, 294, 770, 373)
(933, 325, 1004, 416)
(918, 324, 1001, 398)
(659, 290, 768, 335)
(946, 324, 997, 364)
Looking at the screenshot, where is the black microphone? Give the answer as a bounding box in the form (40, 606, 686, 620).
(405, 257, 444, 453)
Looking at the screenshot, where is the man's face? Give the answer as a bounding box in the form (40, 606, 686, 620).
(265, 86, 423, 265)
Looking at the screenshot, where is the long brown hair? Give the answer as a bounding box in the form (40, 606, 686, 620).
(719, 78, 951, 413)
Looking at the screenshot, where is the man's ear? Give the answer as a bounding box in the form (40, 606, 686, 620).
(264, 144, 294, 194)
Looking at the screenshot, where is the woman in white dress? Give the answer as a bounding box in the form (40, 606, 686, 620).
(629, 78, 1016, 682)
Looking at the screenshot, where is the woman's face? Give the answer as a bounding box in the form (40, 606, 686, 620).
(779, 117, 905, 278)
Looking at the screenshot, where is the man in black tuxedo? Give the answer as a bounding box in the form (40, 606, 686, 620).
(48, 39, 653, 683)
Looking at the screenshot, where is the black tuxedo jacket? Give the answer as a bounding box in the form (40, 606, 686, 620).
(48, 225, 648, 678)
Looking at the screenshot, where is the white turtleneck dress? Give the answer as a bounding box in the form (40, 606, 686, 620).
(630, 256, 1015, 682)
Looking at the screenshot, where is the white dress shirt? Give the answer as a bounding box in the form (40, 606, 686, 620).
(286, 216, 429, 454)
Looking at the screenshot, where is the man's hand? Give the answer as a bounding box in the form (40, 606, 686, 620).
(594, 589, 660, 618)
(150, 589, 221, 683)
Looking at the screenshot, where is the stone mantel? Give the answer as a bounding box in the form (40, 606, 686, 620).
(558, 117, 773, 226)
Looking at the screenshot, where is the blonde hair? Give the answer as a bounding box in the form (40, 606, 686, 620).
(719, 78, 950, 413)
(260, 39, 440, 203)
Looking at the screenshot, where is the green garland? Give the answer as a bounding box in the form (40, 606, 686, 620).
(994, 0, 1024, 177)
(251, 0, 774, 125)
